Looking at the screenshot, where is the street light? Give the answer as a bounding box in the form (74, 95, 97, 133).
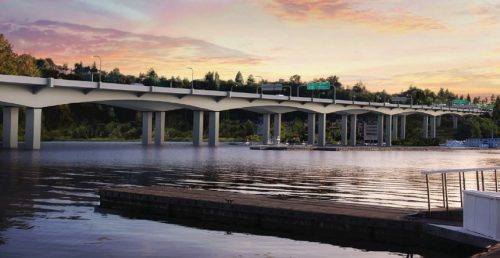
(92, 55, 102, 82)
(255, 76, 264, 93)
(187, 67, 194, 90)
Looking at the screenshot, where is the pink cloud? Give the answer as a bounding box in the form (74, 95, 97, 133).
(266, 0, 446, 32)
(0, 20, 263, 74)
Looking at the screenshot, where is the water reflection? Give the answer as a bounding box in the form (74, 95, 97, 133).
(0, 142, 498, 257)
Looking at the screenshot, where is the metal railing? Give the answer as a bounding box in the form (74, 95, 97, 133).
(421, 166, 500, 213)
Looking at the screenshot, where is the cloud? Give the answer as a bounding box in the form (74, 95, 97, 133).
(0, 19, 262, 74)
(469, 3, 500, 26)
(265, 0, 446, 32)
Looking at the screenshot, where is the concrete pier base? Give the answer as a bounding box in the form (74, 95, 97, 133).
(154, 111, 165, 145)
(192, 111, 204, 146)
(377, 114, 384, 146)
(392, 116, 398, 141)
(453, 116, 458, 130)
(208, 111, 219, 147)
(385, 115, 392, 147)
(400, 115, 406, 140)
(308, 113, 315, 145)
(142, 111, 153, 145)
(341, 115, 348, 146)
(2, 106, 19, 149)
(25, 108, 42, 150)
(317, 113, 326, 147)
(430, 116, 437, 139)
(273, 113, 281, 144)
(350, 114, 357, 146)
(262, 113, 271, 145)
(423, 116, 429, 139)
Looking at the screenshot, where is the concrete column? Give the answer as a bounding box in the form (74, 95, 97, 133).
(142, 111, 153, 145)
(385, 115, 392, 147)
(422, 116, 429, 139)
(25, 108, 42, 150)
(273, 113, 281, 144)
(154, 111, 165, 145)
(307, 113, 316, 145)
(192, 111, 204, 146)
(317, 113, 326, 147)
(392, 116, 399, 141)
(400, 115, 406, 140)
(452, 116, 458, 129)
(377, 114, 384, 146)
(2, 107, 19, 149)
(349, 114, 357, 146)
(430, 116, 437, 139)
(436, 116, 441, 127)
(341, 115, 348, 146)
(262, 113, 271, 145)
(208, 111, 219, 147)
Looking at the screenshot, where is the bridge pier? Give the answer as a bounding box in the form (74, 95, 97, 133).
(349, 114, 357, 146)
(341, 115, 348, 146)
(262, 113, 271, 145)
(422, 116, 429, 139)
(452, 116, 458, 129)
(385, 115, 392, 147)
(392, 116, 399, 141)
(436, 116, 441, 127)
(142, 111, 153, 145)
(273, 113, 281, 144)
(317, 113, 326, 147)
(2, 106, 19, 149)
(430, 116, 437, 139)
(377, 114, 384, 146)
(307, 113, 316, 145)
(192, 111, 204, 146)
(154, 111, 165, 145)
(400, 115, 406, 140)
(25, 108, 42, 150)
(208, 111, 219, 147)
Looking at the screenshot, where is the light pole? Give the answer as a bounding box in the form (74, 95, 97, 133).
(92, 55, 101, 82)
(255, 76, 263, 93)
(187, 67, 194, 90)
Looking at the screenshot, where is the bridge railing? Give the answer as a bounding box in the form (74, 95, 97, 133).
(421, 167, 500, 213)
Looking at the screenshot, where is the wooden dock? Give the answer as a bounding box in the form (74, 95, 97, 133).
(99, 186, 495, 255)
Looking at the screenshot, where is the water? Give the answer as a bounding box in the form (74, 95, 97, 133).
(0, 142, 499, 257)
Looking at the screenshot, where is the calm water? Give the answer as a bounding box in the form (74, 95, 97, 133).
(0, 142, 499, 258)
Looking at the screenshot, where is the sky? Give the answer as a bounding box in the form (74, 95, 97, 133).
(0, 0, 499, 97)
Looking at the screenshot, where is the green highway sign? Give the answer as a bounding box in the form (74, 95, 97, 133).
(451, 99, 469, 106)
(306, 81, 330, 90)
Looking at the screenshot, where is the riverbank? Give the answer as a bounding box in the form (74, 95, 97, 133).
(249, 144, 486, 151)
(99, 186, 496, 256)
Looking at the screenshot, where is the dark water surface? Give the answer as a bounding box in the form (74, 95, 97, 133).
(0, 142, 499, 258)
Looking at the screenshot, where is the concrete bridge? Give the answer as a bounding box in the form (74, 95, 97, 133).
(0, 75, 486, 150)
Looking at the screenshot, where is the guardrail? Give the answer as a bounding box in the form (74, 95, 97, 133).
(421, 167, 500, 213)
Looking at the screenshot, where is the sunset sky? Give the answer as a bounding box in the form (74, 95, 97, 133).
(0, 0, 499, 96)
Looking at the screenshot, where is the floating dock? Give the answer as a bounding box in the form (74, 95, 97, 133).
(99, 186, 497, 255)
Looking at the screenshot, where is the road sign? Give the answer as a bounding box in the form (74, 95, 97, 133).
(306, 81, 330, 90)
(261, 84, 283, 91)
(451, 99, 469, 106)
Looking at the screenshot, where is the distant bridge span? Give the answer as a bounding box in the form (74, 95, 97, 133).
(0, 75, 487, 149)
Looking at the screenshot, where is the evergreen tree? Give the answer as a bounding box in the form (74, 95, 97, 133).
(235, 71, 244, 85)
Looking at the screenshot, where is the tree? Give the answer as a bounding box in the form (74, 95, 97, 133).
(247, 74, 255, 86)
(235, 71, 244, 85)
(289, 74, 301, 84)
(0, 34, 18, 75)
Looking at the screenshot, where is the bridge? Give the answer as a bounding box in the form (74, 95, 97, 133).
(0, 75, 487, 150)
